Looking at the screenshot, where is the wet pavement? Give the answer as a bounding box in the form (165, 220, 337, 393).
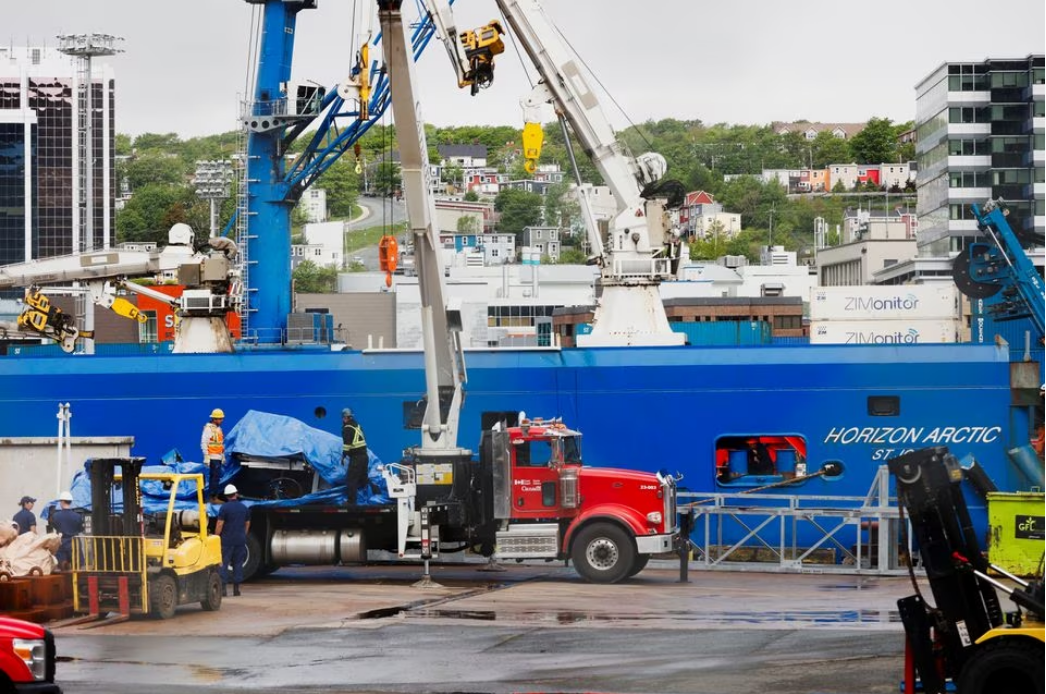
(49, 562, 925, 694)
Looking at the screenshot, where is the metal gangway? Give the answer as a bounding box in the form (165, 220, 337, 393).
(680, 466, 909, 575)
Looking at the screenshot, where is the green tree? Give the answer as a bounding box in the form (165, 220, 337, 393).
(315, 158, 360, 218)
(848, 117, 898, 165)
(116, 184, 200, 245)
(463, 189, 479, 202)
(442, 163, 464, 189)
(494, 188, 543, 237)
(557, 247, 587, 264)
(123, 152, 187, 191)
(457, 215, 479, 233)
(810, 131, 852, 169)
(292, 260, 339, 293)
(373, 161, 402, 196)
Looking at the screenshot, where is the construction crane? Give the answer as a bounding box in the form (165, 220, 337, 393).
(419, 0, 687, 346)
(0, 224, 239, 353)
(238, 0, 452, 344)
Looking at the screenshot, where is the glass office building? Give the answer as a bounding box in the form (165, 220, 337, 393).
(914, 55, 1045, 256)
(0, 47, 116, 266)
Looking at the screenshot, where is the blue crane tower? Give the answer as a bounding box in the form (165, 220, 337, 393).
(238, 0, 443, 343)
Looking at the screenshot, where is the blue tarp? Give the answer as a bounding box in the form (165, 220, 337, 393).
(40, 410, 390, 519)
(225, 410, 345, 485)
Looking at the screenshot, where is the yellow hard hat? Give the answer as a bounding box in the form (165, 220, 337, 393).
(210, 408, 225, 419)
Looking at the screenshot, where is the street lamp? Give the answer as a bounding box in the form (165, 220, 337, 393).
(193, 160, 235, 237)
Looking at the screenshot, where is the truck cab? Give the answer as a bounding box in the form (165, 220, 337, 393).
(488, 416, 678, 583)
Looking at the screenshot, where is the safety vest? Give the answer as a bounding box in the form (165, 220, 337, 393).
(343, 422, 366, 452)
(205, 423, 225, 458)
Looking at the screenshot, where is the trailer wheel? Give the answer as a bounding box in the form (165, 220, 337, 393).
(242, 533, 263, 582)
(626, 554, 650, 579)
(150, 574, 178, 620)
(957, 638, 1043, 694)
(571, 522, 635, 584)
(200, 570, 222, 612)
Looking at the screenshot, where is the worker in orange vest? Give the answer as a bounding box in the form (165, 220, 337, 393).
(202, 408, 226, 502)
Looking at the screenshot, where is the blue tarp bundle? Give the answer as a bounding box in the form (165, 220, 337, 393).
(225, 410, 345, 485)
(41, 410, 391, 518)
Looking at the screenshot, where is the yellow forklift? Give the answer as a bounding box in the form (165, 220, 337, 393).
(70, 458, 223, 623)
(890, 447, 1043, 693)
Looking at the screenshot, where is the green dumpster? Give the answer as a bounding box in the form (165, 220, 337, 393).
(986, 492, 1045, 576)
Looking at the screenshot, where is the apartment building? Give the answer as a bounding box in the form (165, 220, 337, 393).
(914, 55, 1045, 256)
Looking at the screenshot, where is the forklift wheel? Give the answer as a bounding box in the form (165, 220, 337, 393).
(957, 638, 1044, 694)
(150, 574, 178, 620)
(201, 570, 222, 612)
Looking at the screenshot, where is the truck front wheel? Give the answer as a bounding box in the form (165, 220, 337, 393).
(571, 522, 635, 584)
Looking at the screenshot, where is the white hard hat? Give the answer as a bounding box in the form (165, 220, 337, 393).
(223, 484, 238, 496)
(59, 491, 74, 502)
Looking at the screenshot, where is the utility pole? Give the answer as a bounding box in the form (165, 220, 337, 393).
(768, 202, 776, 249)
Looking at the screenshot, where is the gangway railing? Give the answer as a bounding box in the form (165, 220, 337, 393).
(680, 466, 908, 575)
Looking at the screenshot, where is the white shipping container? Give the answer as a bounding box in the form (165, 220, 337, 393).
(809, 285, 957, 321)
(810, 319, 958, 345)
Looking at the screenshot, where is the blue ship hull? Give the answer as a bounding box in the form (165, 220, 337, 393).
(0, 342, 1022, 549)
(0, 342, 1020, 482)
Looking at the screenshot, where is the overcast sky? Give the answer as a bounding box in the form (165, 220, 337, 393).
(7, 1, 1045, 139)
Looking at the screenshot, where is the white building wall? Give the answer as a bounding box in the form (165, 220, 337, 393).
(303, 221, 345, 269)
(302, 188, 328, 223)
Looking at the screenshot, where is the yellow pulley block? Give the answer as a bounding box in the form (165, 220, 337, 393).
(522, 122, 543, 176)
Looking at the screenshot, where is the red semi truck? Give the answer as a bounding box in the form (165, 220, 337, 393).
(237, 415, 680, 584)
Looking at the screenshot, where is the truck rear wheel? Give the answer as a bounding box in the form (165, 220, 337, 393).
(242, 533, 263, 582)
(957, 638, 1043, 694)
(150, 574, 178, 620)
(571, 522, 635, 584)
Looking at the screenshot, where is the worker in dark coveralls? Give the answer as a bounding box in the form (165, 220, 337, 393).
(13, 496, 37, 535)
(50, 491, 83, 571)
(215, 484, 250, 597)
(342, 408, 369, 504)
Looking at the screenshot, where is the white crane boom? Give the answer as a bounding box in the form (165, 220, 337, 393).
(423, 0, 686, 346)
(378, 0, 468, 457)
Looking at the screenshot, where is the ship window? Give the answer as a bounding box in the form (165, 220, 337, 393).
(714, 435, 808, 488)
(868, 396, 900, 417)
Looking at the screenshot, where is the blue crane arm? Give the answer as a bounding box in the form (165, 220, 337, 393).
(241, 0, 439, 343)
(969, 202, 1045, 342)
(284, 8, 442, 195)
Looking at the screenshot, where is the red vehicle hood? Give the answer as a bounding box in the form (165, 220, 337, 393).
(0, 616, 46, 639)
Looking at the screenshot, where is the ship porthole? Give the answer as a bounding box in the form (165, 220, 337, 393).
(315, 406, 327, 419)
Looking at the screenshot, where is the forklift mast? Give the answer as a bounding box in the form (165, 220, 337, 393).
(889, 447, 1006, 691)
(87, 457, 146, 537)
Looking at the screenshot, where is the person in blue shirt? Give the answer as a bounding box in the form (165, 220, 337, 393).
(13, 496, 37, 536)
(49, 491, 84, 571)
(215, 484, 251, 596)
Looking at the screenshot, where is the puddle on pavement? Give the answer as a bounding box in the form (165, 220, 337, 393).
(402, 608, 902, 624)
